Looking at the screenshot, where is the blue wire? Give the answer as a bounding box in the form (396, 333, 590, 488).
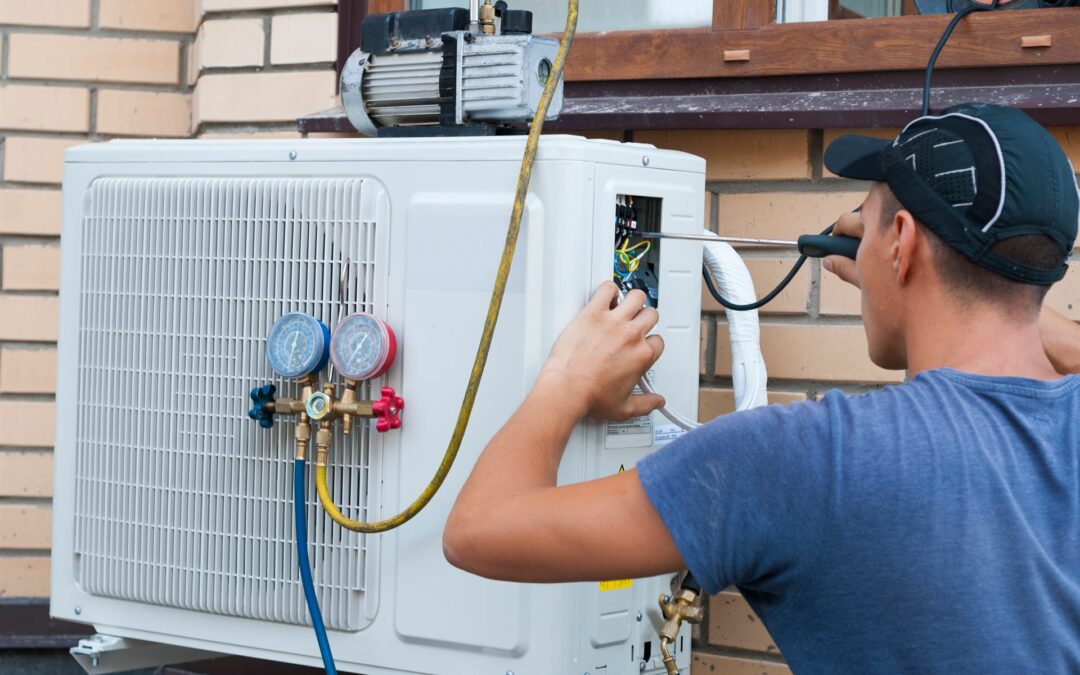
(294, 459, 338, 675)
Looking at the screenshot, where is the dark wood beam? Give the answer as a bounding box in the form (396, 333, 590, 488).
(300, 65, 1080, 134)
(565, 8, 1080, 81)
(0, 599, 91, 649)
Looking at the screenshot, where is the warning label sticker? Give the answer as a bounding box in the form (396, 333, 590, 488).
(605, 415, 653, 449)
(599, 579, 633, 592)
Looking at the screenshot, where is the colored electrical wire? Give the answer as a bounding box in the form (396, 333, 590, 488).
(314, 0, 580, 534)
(294, 459, 337, 675)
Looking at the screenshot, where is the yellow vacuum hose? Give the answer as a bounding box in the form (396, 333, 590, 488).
(316, 0, 581, 533)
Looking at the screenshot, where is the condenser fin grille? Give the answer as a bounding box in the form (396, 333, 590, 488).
(72, 177, 382, 632)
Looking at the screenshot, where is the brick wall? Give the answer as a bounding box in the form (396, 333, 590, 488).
(2, 3, 1079, 673)
(0, 0, 195, 601)
(192, 0, 339, 137)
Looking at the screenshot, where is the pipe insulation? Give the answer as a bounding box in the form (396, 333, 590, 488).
(702, 234, 769, 412)
(644, 231, 769, 431)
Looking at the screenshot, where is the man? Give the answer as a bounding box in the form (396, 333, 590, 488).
(444, 103, 1080, 672)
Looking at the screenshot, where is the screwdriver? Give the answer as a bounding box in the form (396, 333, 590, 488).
(639, 231, 860, 260)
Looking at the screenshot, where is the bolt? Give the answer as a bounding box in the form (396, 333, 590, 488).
(74, 606, 82, 615)
(642, 155, 651, 166)
(505, 671, 514, 675)
(663, 594, 672, 604)
(289, 151, 298, 160)
(636, 610, 643, 621)
(639, 660, 647, 671)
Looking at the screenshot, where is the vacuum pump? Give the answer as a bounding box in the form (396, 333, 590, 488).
(340, 2, 563, 136)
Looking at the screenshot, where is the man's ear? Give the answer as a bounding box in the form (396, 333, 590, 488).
(893, 209, 919, 286)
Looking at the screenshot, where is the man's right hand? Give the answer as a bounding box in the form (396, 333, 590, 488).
(540, 282, 665, 422)
(823, 210, 864, 288)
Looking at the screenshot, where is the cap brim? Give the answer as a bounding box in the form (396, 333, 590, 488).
(824, 135, 889, 181)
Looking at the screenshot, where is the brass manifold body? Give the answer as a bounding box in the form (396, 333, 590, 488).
(256, 376, 402, 464)
(658, 585, 705, 675)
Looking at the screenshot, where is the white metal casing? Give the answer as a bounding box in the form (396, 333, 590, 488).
(52, 136, 706, 675)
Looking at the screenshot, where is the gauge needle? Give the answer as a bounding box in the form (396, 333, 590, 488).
(350, 333, 370, 362)
(289, 331, 299, 361)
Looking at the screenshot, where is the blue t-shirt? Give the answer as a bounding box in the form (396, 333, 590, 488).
(638, 369, 1080, 673)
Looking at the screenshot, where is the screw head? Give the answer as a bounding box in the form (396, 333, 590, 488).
(642, 155, 651, 166)
(289, 151, 298, 160)
(74, 606, 82, 615)
(636, 610, 643, 621)
(639, 659, 647, 671)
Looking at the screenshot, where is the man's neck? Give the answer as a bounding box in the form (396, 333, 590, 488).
(903, 299, 1062, 381)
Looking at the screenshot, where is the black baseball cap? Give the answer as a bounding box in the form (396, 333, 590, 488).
(825, 102, 1078, 285)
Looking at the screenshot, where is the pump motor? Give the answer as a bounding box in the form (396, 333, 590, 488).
(341, 5, 563, 136)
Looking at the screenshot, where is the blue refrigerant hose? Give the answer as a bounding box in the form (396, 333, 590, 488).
(294, 459, 338, 675)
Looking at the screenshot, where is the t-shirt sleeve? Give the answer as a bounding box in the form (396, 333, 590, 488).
(637, 397, 837, 597)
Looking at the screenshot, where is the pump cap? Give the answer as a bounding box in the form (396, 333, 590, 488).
(500, 9, 533, 34)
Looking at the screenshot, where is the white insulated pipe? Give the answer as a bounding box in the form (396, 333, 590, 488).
(644, 230, 769, 431)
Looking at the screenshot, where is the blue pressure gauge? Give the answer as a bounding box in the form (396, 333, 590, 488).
(266, 312, 330, 379)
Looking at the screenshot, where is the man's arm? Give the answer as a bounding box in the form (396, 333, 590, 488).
(443, 283, 685, 583)
(1040, 306, 1080, 375)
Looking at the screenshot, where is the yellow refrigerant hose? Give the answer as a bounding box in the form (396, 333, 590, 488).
(315, 0, 580, 533)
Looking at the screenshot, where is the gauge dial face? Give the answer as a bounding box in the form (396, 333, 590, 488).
(267, 312, 329, 378)
(330, 313, 395, 382)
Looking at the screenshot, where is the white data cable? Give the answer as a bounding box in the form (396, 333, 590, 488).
(643, 231, 769, 431)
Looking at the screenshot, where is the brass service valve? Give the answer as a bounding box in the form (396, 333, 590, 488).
(479, 0, 497, 34)
(657, 583, 704, 675)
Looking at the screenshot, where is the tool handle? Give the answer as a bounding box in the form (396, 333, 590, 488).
(797, 234, 860, 260)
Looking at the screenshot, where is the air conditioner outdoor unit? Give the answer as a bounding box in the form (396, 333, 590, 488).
(51, 136, 705, 675)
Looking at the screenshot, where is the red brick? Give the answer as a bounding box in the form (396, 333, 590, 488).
(0, 451, 53, 497)
(717, 191, 865, 242)
(716, 323, 904, 384)
(698, 388, 808, 422)
(692, 653, 791, 674)
(703, 257, 808, 315)
(0, 556, 50, 598)
(0, 402, 55, 447)
(709, 590, 780, 654)
(0, 505, 51, 549)
(635, 130, 811, 181)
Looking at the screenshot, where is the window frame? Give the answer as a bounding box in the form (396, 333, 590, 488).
(315, 0, 1080, 133)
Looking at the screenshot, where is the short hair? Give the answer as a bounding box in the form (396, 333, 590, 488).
(875, 184, 1065, 320)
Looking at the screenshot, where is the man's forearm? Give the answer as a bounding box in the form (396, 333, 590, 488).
(459, 370, 584, 499)
(1041, 307, 1080, 375)
(443, 370, 586, 566)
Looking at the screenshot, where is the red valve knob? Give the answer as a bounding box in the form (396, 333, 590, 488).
(371, 387, 405, 433)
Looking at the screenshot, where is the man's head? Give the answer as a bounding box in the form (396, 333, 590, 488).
(825, 103, 1078, 369)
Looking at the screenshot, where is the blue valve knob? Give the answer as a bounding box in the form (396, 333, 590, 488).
(248, 384, 277, 429)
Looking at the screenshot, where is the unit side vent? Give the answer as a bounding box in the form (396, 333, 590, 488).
(72, 177, 383, 631)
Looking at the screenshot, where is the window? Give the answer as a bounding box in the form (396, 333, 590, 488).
(408, 0, 714, 33)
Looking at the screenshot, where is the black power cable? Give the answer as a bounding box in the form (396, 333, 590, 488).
(703, 225, 834, 312)
(709, 0, 1008, 312)
(923, 0, 1002, 115)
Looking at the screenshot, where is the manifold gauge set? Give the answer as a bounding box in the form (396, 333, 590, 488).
(266, 312, 398, 382)
(251, 310, 404, 434)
